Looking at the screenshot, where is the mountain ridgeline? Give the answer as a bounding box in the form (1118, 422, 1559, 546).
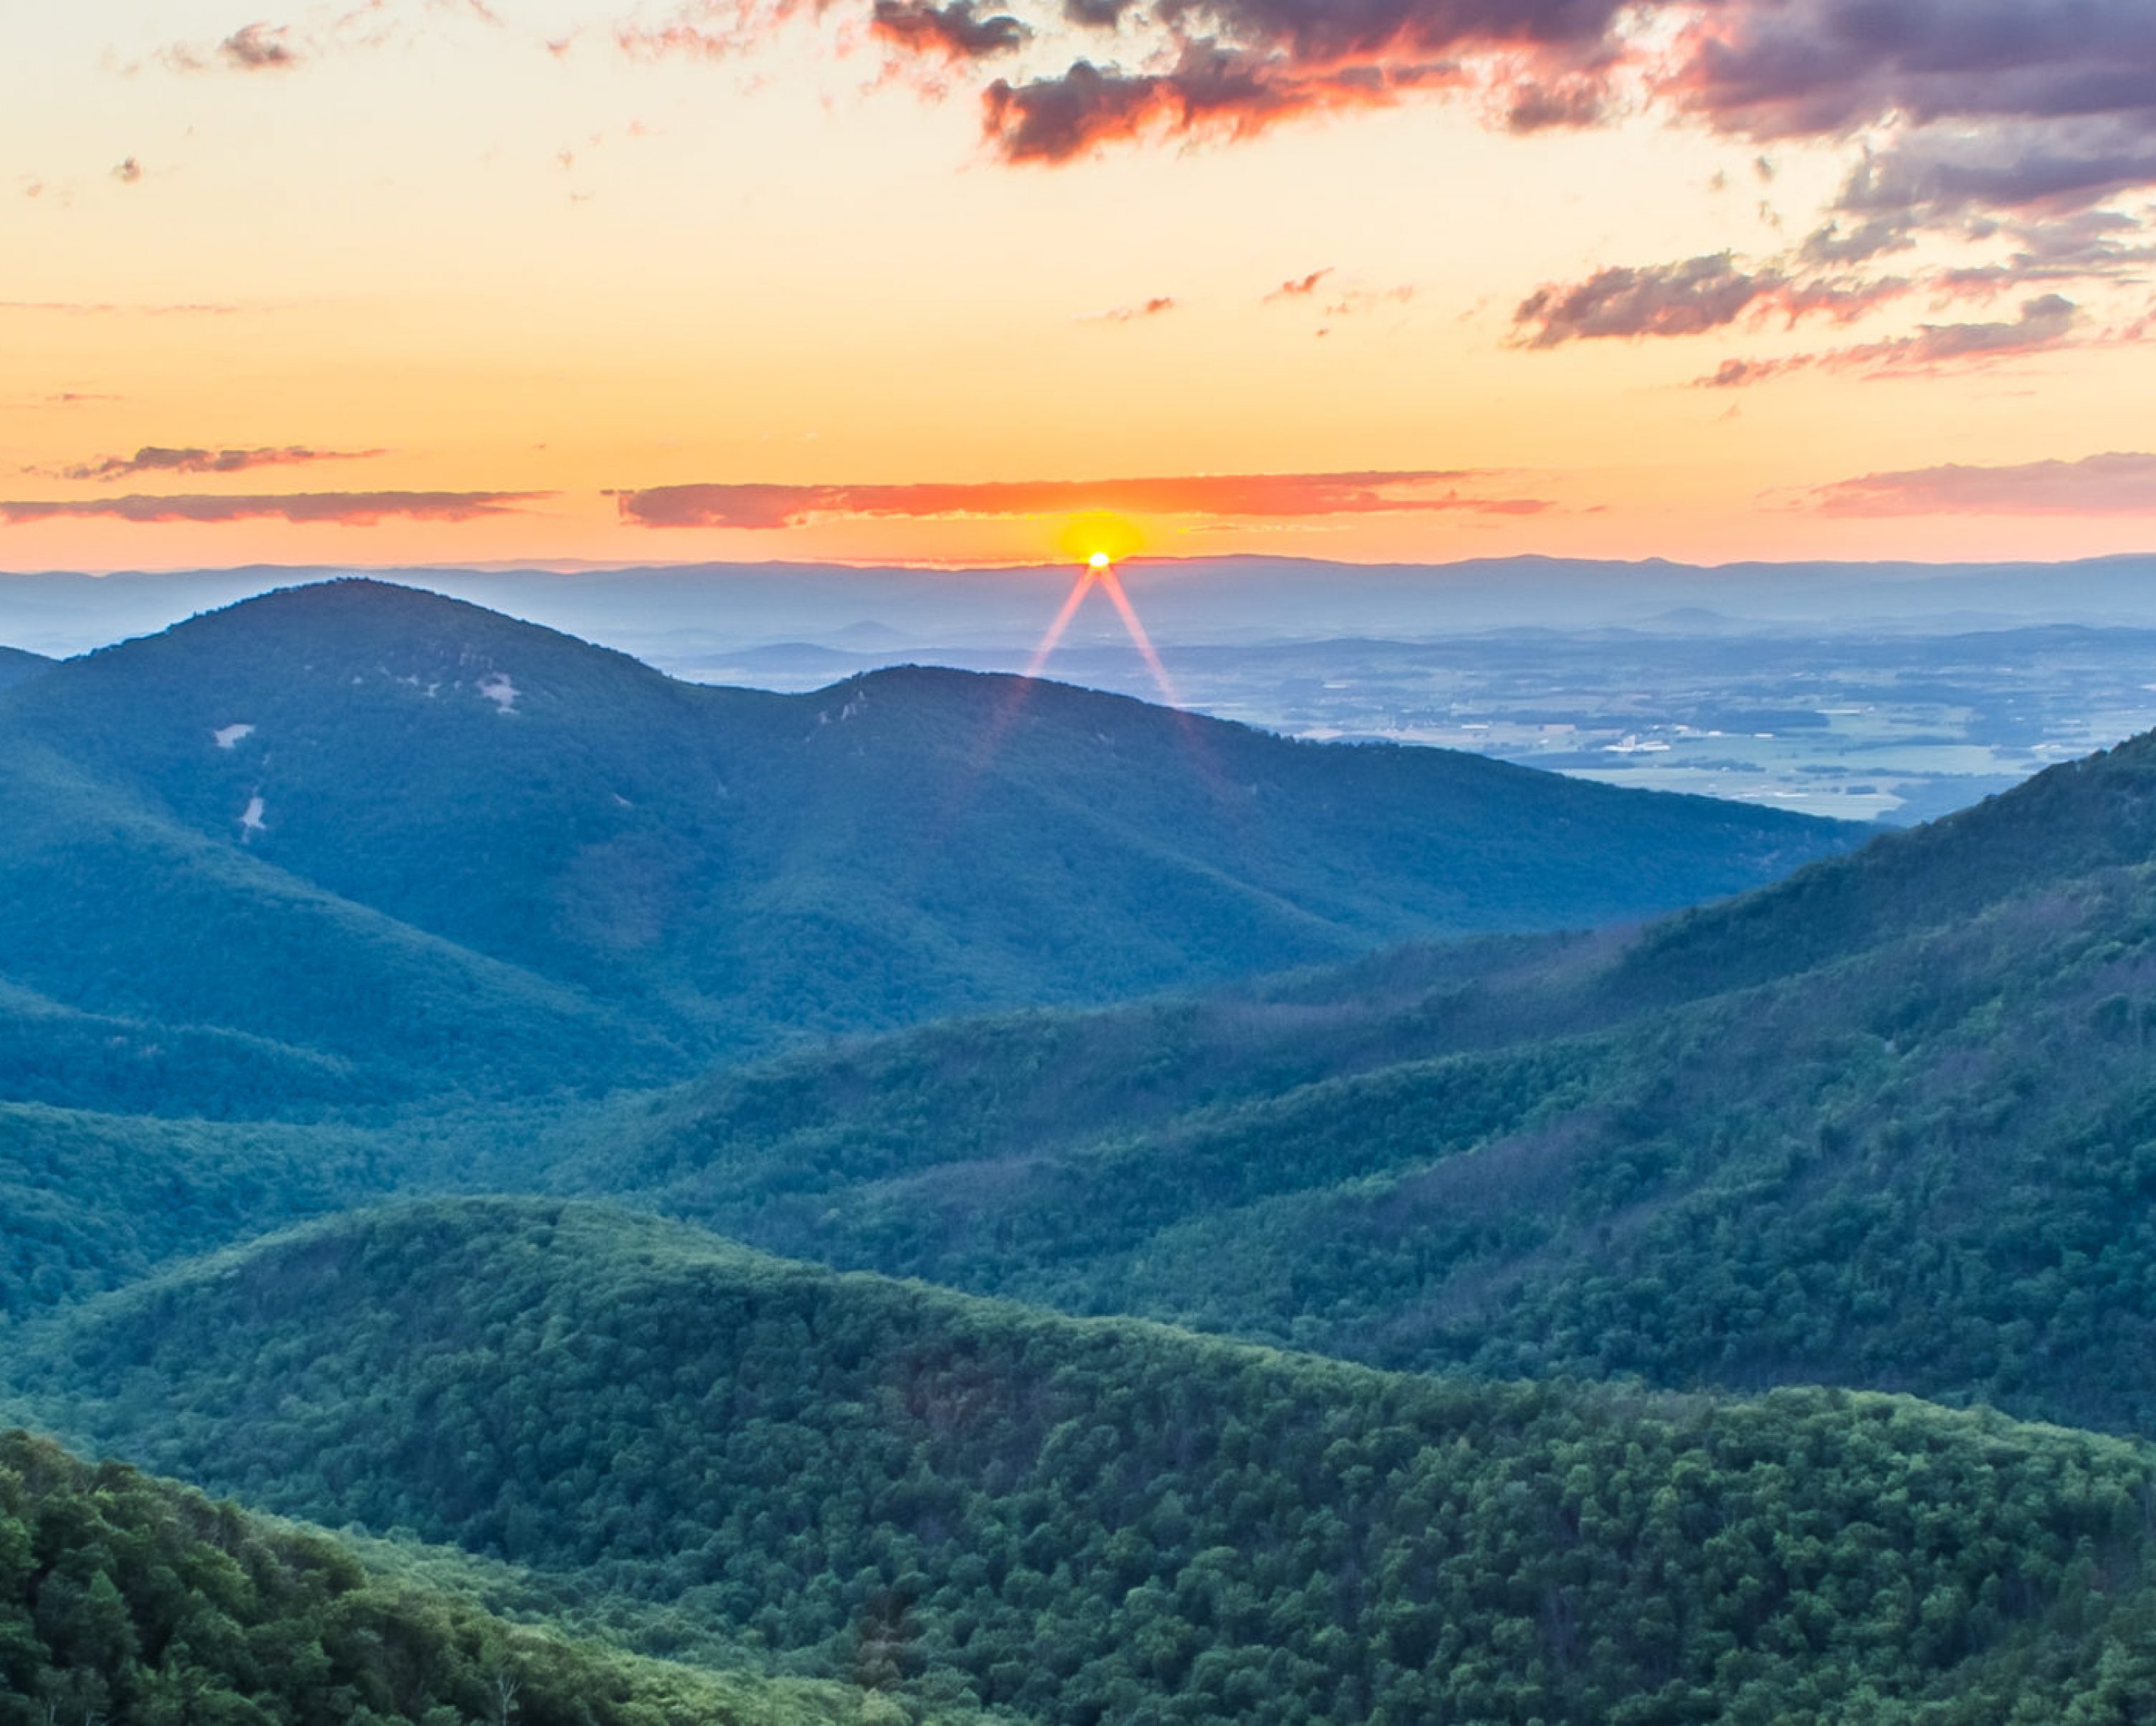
(11, 1198, 2156, 1726)
(517, 721, 2156, 1437)
(0, 578, 1858, 1111)
(18, 579, 2156, 1721)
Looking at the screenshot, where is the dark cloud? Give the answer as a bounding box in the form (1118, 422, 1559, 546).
(616, 470, 1553, 528)
(49, 446, 384, 482)
(981, 16, 1490, 162)
(1503, 74, 1611, 133)
(872, 1, 1030, 59)
(0, 492, 548, 526)
(1805, 451, 2156, 516)
(1514, 254, 1778, 347)
(1665, 1, 2156, 145)
(1063, 0, 1137, 24)
(1662, 1, 2156, 281)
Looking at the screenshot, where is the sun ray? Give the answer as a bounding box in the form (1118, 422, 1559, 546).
(1095, 567, 1180, 707)
(1024, 567, 1100, 682)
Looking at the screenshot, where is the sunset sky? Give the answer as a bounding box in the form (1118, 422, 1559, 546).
(6, 0, 2156, 571)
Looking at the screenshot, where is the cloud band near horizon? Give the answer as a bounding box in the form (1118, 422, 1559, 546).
(1808, 452, 2156, 516)
(0, 492, 551, 526)
(614, 471, 1555, 528)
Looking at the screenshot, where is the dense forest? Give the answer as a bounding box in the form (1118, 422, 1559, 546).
(14, 1199, 2156, 1725)
(0, 1429, 920, 1726)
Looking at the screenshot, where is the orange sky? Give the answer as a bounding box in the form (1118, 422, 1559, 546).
(6, 0, 2156, 572)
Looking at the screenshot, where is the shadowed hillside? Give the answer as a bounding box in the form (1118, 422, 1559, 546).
(0, 578, 1859, 1103)
(0, 646, 47, 691)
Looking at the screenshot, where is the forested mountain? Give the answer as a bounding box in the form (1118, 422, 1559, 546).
(11, 1198, 2156, 1726)
(0, 1428, 918, 1726)
(0, 578, 1858, 1099)
(520, 726, 2156, 1436)
(0, 646, 47, 691)
(17, 579, 2156, 1721)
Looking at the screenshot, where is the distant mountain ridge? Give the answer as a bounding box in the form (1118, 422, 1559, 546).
(0, 578, 1859, 1106)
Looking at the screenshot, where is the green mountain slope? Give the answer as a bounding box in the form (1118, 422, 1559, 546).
(527, 729, 2156, 1437)
(0, 578, 1859, 1090)
(0, 1428, 915, 1726)
(0, 740, 679, 1111)
(11, 1198, 2156, 1726)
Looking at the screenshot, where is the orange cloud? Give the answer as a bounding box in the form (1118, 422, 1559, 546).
(614, 471, 1553, 528)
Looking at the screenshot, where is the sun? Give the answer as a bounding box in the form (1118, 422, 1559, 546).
(1055, 510, 1145, 567)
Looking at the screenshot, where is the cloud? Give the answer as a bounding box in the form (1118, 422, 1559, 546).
(46, 446, 385, 482)
(872, 0, 1030, 59)
(220, 22, 301, 69)
(1664, 1, 2156, 148)
(1804, 451, 2156, 516)
(1267, 267, 1332, 300)
(0, 491, 549, 526)
(1063, 0, 1137, 23)
(981, 41, 1467, 163)
(1079, 295, 1178, 322)
(1659, 1, 2156, 281)
(1699, 292, 2084, 386)
(615, 470, 1554, 528)
(0, 301, 242, 316)
(833, 0, 2156, 340)
(1514, 254, 1780, 347)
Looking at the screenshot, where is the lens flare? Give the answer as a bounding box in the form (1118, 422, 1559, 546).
(1024, 540, 1178, 706)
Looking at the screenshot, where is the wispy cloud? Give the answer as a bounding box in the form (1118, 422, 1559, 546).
(1266, 268, 1333, 302)
(0, 302, 244, 318)
(614, 470, 1555, 528)
(39, 446, 386, 482)
(1513, 252, 1902, 348)
(0, 491, 549, 526)
(1699, 294, 2085, 386)
(1804, 451, 2156, 516)
(1077, 295, 1178, 323)
(164, 22, 303, 71)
